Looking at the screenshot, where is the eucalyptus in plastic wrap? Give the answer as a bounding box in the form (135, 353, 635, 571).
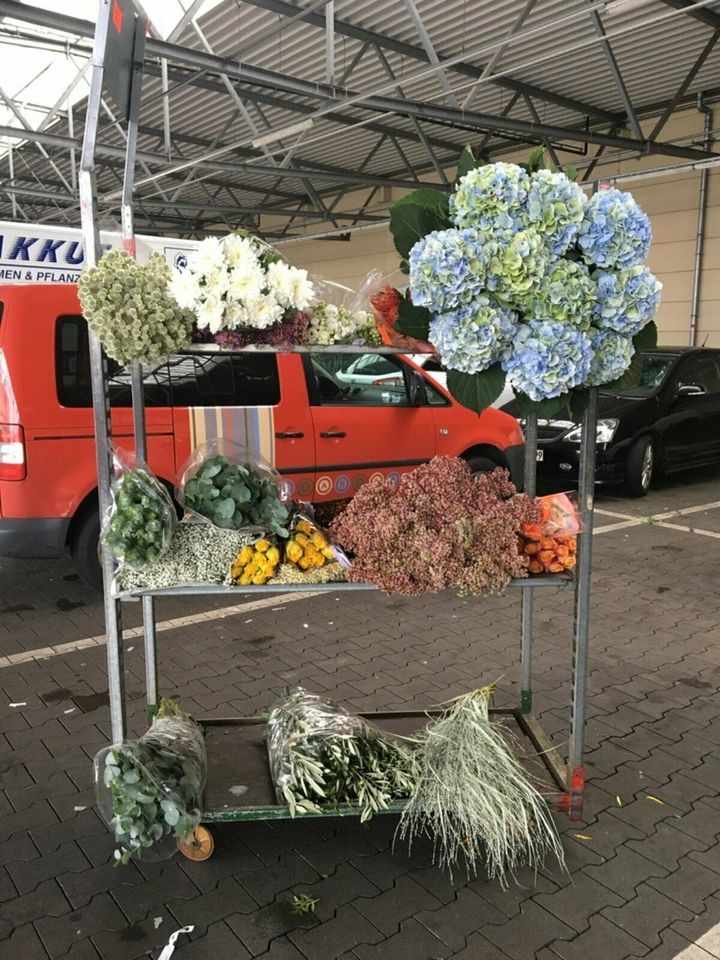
(102, 447, 177, 570)
(93, 700, 206, 864)
(176, 439, 291, 537)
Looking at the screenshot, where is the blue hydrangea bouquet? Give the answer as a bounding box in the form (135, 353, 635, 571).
(388, 146, 661, 415)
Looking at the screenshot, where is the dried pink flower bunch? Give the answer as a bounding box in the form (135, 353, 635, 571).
(330, 457, 541, 596)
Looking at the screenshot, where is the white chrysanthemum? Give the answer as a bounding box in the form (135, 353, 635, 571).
(222, 233, 257, 270)
(227, 263, 265, 303)
(189, 236, 224, 277)
(203, 267, 230, 299)
(290, 269, 314, 311)
(224, 301, 248, 330)
(168, 269, 200, 310)
(266, 260, 295, 308)
(196, 295, 225, 333)
(246, 293, 284, 330)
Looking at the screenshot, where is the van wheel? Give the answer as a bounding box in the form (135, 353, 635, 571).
(70, 507, 102, 589)
(465, 455, 499, 477)
(624, 436, 654, 498)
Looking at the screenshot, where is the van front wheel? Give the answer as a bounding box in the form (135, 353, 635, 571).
(70, 507, 102, 589)
(465, 455, 499, 477)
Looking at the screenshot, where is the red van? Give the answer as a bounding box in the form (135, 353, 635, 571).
(0, 283, 524, 584)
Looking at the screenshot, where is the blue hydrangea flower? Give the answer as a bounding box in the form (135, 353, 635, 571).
(502, 320, 593, 400)
(578, 188, 652, 268)
(592, 265, 662, 336)
(408, 228, 488, 313)
(526, 169, 586, 256)
(529, 260, 596, 329)
(450, 162, 530, 235)
(495, 228, 552, 303)
(587, 327, 635, 386)
(429, 297, 518, 374)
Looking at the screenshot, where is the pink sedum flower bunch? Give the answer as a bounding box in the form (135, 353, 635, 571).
(330, 457, 540, 596)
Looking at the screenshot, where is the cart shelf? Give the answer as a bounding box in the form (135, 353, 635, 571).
(113, 575, 573, 601)
(182, 343, 432, 355)
(200, 709, 568, 823)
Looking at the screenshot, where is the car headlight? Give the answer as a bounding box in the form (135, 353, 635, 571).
(562, 418, 619, 444)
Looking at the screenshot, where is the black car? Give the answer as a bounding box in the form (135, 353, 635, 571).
(508, 347, 720, 497)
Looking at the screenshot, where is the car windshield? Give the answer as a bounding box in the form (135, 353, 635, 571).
(602, 353, 678, 398)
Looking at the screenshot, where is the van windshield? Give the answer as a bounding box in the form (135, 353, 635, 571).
(602, 353, 678, 398)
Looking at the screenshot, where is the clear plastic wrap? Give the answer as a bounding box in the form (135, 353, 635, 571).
(283, 514, 335, 570)
(521, 491, 583, 541)
(305, 275, 381, 346)
(365, 269, 435, 354)
(93, 702, 206, 864)
(176, 439, 291, 537)
(266, 687, 418, 820)
(102, 447, 177, 570)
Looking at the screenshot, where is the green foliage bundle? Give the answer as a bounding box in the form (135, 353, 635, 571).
(94, 699, 206, 865)
(78, 249, 194, 365)
(183, 454, 290, 537)
(103, 468, 175, 568)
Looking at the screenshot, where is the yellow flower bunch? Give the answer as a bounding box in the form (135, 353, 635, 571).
(285, 518, 334, 571)
(230, 538, 281, 585)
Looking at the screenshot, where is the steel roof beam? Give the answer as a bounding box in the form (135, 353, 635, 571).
(657, 0, 720, 29)
(0, 125, 443, 191)
(649, 26, 720, 139)
(0, 0, 619, 124)
(587, 5, 644, 141)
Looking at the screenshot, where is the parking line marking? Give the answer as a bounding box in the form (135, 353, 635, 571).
(594, 508, 637, 520)
(593, 519, 644, 534)
(654, 499, 720, 520)
(0, 590, 321, 669)
(656, 522, 720, 540)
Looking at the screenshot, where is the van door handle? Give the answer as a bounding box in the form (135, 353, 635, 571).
(320, 430, 347, 438)
(275, 431, 304, 439)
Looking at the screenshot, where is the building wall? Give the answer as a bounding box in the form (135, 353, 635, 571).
(274, 105, 720, 347)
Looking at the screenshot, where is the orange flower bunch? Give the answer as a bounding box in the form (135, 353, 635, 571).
(522, 534, 577, 574)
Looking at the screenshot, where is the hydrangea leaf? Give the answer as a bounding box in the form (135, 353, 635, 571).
(389, 189, 451, 261)
(454, 145, 485, 187)
(446, 364, 506, 413)
(396, 299, 431, 341)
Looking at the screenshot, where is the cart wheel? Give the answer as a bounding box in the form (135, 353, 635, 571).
(178, 826, 214, 861)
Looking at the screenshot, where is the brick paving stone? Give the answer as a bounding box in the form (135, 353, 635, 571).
(59, 860, 144, 910)
(240, 850, 322, 908)
(300, 862, 381, 921)
(1, 877, 69, 928)
(416, 887, 505, 950)
(0, 922, 49, 960)
(451, 932, 516, 959)
(648, 856, 720, 913)
(35, 892, 127, 958)
(409, 866, 466, 905)
(351, 849, 413, 892)
(628, 928, 718, 960)
(690, 840, 720, 875)
(354, 918, 450, 960)
(168, 875, 257, 932)
(89, 908, 177, 960)
(585, 845, 669, 900)
(169, 919, 252, 960)
(295, 823, 378, 876)
(626, 821, 709, 870)
(671, 801, 720, 842)
(601, 881, 694, 947)
(288, 903, 384, 960)
(227, 900, 318, 955)
(112, 862, 200, 923)
(254, 938, 308, 960)
(481, 900, 575, 960)
(547, 914, 649, 960)
(668, 893, 720, 954)
(354, 874, 443, 935)
(535, 872, 625, 933)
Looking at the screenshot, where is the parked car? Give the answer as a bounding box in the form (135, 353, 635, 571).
(506, 347, 720, 497)
(0, 283, 525, 584)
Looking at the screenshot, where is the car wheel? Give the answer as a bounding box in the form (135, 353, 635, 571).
(624, 436, 655, 498)
(69, 506, 102, 589)
(465, 455, 500, 477)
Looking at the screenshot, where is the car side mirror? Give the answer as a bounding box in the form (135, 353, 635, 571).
(676, 383, 706, 398)
(407, 370, 426, 406)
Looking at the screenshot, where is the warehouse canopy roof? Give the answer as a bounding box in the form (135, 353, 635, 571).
(0, 0, 718, 239)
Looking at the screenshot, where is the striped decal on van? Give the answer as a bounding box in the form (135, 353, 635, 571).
(188, 406, 275, 465)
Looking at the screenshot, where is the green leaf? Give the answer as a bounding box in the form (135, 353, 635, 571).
(215, 497, 236, 521)
(527, 145, 546, 171)
(514, 391, 571, 419)
(389, 189, 451, 261)
(564, 164, 579, 182)
(454, 144, 484, 187)
(635, 319, 658, 351)
(396, 298, 431, 341)
(446, 365, 506, 413)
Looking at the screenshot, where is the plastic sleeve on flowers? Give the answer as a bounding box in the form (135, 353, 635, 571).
(93, 715, 206, 862)
(521, 492, 583, 541)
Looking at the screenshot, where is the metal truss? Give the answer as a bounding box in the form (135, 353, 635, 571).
(0, 0, 718, 235)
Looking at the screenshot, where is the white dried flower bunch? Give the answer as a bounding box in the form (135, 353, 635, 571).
(305, 301, 380, 346)
(168, 233, 314, 335)
(78, 250, 194, 365)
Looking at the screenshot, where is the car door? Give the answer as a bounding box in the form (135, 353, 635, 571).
(304, 351, 436, 499)
(169, 351, 316, 500)
(661, 352, 720, 469)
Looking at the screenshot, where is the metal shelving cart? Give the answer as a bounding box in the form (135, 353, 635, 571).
(79, 1, 598, 857)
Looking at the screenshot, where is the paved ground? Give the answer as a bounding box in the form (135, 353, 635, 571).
(1, 467, 720, 960)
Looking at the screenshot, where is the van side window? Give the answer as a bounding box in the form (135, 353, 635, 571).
(56, 317, 280, 408)
(307, 353, 412, 406)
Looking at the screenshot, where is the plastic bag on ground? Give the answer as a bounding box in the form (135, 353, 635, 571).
(176, 439, 291, 537)
(102, 447, 177, 570)
(93, 701, 206, 864)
